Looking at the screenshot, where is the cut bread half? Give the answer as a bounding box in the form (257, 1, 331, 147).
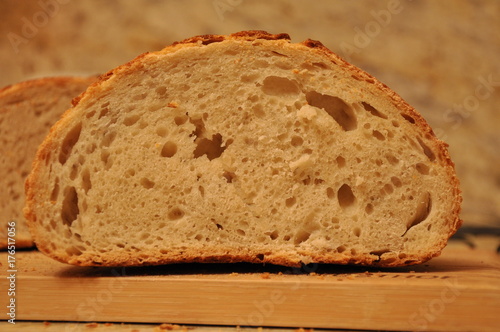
(0, 76, 96, 250)
(25, 31, 462, 267)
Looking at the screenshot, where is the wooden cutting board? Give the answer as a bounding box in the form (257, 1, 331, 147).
(1, 243, 499, 332)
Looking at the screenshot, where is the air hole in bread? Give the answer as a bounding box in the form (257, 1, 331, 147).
(338, 184, 356, 208)
(370, 249, 390, 256)
(385, 153, 399, 165)
(256, 253, 265, 261)
(50, 178, 60, 201)
(269, 230, 279, 240)
(404, 192, 432, 236)
(85, 143, 97, 154)
(247, 95, 259, 103)
(155, 86, 167, 96)
(252, 104, 265, 118)
(275, 60, 293, 70)
(312, 62, 328, 69)
(81, 168, 91, 194)
(254, 60, 270, 69)
(271, 50, 288, 57)
(198, 185, 205, 197)
(69, 163, 78, 181)
(174, 115, 188, 126)
(384, 183, 394, 194)
(362, 102, 388, 119)
(194, 133, 228, 160)
(61, 186, 79, 227)
(365, 204, 374, 215)
(391, 176, 402, 187)
(212, 219, 223, 230)
(241, 73, 259, 83)
(416, 136, 436, 161)
(262, 76, 300, 96)
(59, 122, 82, 165)
(401, 113, 416, 124)
(305, 91, 357, 131)
(294, 229, 311, 245)
(168, 207, 184, 221)
(161, 141, 177, 158)
(156, 127, 168, 137)
(101, 131, 117, 148)
(337, 245, 347, 253)
(336, 156, 346, 168)
(133, 92, 148, 101)
(223, 171, 235, 183)
(101, 150, 113, 169)
(326, 187, 335, 199)
(372, 130, 385, 141)
(353, 227, 361, 237)
(66, 246, 83, 256)
(285, 196, 296, 207)
(392, 120, 400, 127)
(48, 219, 57, 232)
(140, 178, 155, 189)
(98, 108, 109, 119)
(290, 135, 303, 147)
(416, 162, 430, 175)
(123, 114, 140, 126)
(236, 229, 246, 236)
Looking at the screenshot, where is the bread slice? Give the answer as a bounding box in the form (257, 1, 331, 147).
(0, 76, 96, 250)
(24, 31, 462, 267)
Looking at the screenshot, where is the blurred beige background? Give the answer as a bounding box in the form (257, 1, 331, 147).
(1, 0, 498, 228)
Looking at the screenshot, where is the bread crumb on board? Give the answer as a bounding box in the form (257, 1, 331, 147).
(156, 323, 189, 330)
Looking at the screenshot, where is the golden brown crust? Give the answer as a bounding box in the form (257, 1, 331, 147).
(25, 31, 462, 267)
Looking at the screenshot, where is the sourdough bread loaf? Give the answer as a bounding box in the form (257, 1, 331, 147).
(0, 76, 96, 249)
(24, 31, 462, 267)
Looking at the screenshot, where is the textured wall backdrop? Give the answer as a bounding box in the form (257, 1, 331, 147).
(1, 0, 498, 227)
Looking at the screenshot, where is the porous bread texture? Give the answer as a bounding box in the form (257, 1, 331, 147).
(0, 76, 96, 249)
(25, 31, 462, 267)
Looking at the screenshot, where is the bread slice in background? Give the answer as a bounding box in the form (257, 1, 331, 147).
(24, 31, 462, 267)
(0, 76, 96, 249)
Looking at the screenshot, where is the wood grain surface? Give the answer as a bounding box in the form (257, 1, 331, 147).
(1, 243, 499, 331)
